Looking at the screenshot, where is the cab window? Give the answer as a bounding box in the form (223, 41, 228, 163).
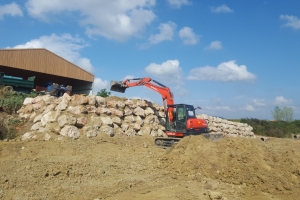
(177, 107, 185, 120)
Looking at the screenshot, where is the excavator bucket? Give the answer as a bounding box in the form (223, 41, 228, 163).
(110, 80, 127, 93)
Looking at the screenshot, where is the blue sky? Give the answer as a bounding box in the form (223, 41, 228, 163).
(1, 0, 300, 120)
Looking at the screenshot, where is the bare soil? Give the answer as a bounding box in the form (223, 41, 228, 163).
(0, 114, 300, 199)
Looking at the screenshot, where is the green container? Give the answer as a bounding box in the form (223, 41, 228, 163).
(0, 72, 35, 89)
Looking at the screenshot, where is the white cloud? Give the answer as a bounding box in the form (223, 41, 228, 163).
(25, 0, 156, 41)
(123, 75, 135, 80)
(145, 59, 182, 84)
(179, 27, 199, 45)
(211, 5, 233, 14)
(207, 40, 222, 50)
(252, 99, 266, 106)
(92, 78, 109, 94)
(280, 15, 300, 30)
(148, 21, 177, 44)
(167, 0, 191, 8)
(188, 60, 256, 82)
(240, 105, 255, 111)
(274, 96, 292, 105)
(10, 33, 94, 73)
(0, 2, 23, 19)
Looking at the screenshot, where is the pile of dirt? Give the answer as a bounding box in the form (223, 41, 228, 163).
(161, 136, 300, 199)
(0, 133, 299, 200)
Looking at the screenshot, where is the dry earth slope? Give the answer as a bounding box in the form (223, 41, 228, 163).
(0, 94, 300, 200)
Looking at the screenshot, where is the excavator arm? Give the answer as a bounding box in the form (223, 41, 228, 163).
(110, 77, 174, 111)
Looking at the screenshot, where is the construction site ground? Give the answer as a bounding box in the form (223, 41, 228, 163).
(0, 112, 300, 200)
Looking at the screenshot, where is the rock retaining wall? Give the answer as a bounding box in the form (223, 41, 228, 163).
(16, 94, 255, 141)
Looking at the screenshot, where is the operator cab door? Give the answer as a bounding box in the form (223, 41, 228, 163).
(175, 105, 186, 132)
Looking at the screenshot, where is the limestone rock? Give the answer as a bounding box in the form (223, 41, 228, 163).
(95, 96, 106, 107)
(55, 99, 69, 111)
(21, 132, 36, 141)
(67, 105, 88, 115)
(124, 115, 135, 123)
(87, 95, 96, 105)
(106, 100, 117, 108)
(138, 125, 152, 136)
(23, 97, 34, 105)
(125, 128, 136, 137)
(86, 105, 97, 113)
(133, 107, 145, 117)
(112, 116, 122, 125)
(42, 104, 56, 115)
(31, 122, 43, 131)
(83, 125, 100, 138)
(57, 115, 76, 127)
(115, 100, 125, 109)
(110, 108, 123, 117)
(42, 95, 56, 105)
(45, 122, 61, 134)
(41, 111, 61, 126)
(100, 125, 114, 137)
(130, 123, 141, 131)
(135, 116, 144, 126)
(100, 116, 113, 126)
(144, 115, 158, 124)
(123, 106, 133, 116)
(32, 100, 46, 112)
(121, 123, 129, 132)
(22, 104, 34, 114)
(135, 99, 147, 108)
(89, 116, 102, 127)
(96, 107, 111, 115)
(33, 114, 42, 123)
(76, 117, 88, 128)
(60, 125, 80, 139)
(71, 94, 88, 105)
(145, 107, 154, 116)
(125, 100, 136, 109)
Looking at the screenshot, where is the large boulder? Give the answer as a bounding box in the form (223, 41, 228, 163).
(60, 125, 80, 139)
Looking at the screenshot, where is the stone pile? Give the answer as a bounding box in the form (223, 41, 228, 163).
(18, 94, 166, 141)
(197, 114, 255, 138)
(16, 94, 255, 141)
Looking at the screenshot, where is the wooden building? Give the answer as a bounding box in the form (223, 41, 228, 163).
(0, 48, 94, 95)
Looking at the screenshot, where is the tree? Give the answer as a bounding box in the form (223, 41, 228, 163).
(96, 89, 111, 97)
(272, 106, 283, 121)
(282, 106, 294, 122)
(271, 106, 294, 122)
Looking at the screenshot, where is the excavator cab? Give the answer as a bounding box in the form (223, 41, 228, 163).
(165, 104, 209, 137)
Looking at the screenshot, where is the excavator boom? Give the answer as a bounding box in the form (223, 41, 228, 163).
(110, 77, 174, 112)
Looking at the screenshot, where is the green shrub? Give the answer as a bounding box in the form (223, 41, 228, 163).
(0, 90, 37, 114)
(97, 89, 111, 97)
(240, 118, 300, 138)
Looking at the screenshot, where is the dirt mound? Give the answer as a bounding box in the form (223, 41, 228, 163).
(161, 136, 300, 198)
(0, 116, 300, 199)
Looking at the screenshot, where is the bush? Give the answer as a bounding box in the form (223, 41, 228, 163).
(240, 118, 300, 138)
(0, 88, 37, 114)
(97, 89, 111, 97)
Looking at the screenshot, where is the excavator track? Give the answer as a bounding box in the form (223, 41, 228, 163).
(154, 137, 181, 148)
(154, 133, 224, 148)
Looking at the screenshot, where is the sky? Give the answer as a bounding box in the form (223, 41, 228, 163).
(0, 0, 300, 120)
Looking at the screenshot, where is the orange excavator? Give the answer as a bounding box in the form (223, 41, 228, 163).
(110, 77, 211, 147)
